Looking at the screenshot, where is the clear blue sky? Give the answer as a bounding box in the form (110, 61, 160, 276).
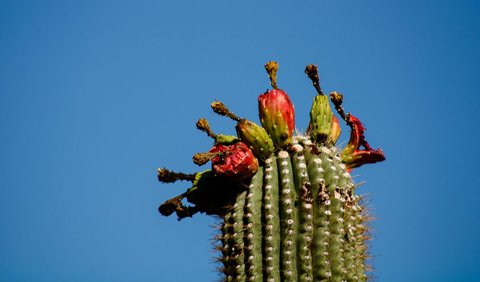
(1, 1, 479, 281)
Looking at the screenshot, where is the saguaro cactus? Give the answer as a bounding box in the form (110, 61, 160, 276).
(157, 62, 385, 281)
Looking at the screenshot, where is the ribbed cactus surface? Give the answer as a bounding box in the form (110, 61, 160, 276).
(157, 62, 385, 281)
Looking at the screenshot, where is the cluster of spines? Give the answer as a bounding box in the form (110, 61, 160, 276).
(349, 193, 372, 281)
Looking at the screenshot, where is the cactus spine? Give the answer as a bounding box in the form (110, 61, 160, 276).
(157, 62, 385, 281)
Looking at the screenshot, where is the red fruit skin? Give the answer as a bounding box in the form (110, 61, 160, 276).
(209, 142, 259, 180)
(342, 115, 385, 169)
(258, 89, 295, 148)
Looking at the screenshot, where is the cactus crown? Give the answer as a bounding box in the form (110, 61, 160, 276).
(157, 62, 385, 281)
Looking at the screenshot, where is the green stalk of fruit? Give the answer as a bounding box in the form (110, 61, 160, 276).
(157, 62, 385, 281)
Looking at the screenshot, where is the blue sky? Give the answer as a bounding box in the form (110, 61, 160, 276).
(1, 1, 479, 281)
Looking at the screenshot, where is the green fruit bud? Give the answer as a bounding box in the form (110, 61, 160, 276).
(308, 94, 333, 143)
(236, 119, 274, 160)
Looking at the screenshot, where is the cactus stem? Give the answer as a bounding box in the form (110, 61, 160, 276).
(292, 151, 313, 282)
(157, 168, 195, 183)
(277, 150, 299, 281)
(263, 156, 281, 282)
(306, 152, 331, 281)
(320, 153, 346, 281)
(211, 101, 241, 122)
(265, 61, 279, 89)
(243, 170, 264, 281)
(231, 192, 247, 280)
(221, 212, 235, 279)
(305, 64, 323, 95)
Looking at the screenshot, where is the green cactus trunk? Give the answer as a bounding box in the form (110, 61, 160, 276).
(218, 141, 369, 282)
(156, 62, 384, 282)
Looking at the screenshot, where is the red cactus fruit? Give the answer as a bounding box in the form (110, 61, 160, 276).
(341, 114, 385, 169)
(258, 89, 295, 148)
(209, 142, 259, 180)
